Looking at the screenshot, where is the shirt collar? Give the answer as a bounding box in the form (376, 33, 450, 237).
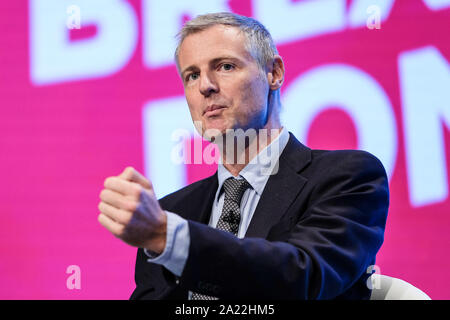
(214, 127, 290, 204)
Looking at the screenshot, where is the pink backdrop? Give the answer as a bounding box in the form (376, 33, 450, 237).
(0, 0, 449, 299)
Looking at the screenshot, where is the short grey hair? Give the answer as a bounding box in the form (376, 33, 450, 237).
(174, 12, 278, 74)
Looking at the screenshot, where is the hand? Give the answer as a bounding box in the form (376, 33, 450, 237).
(97, 167, 167, 254)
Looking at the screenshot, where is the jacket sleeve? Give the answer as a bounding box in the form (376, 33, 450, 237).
(178, 151, 389, 299)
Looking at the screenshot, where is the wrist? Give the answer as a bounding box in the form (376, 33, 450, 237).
(145, 210, 167, 254)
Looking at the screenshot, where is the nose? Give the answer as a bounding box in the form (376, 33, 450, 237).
(199, 71, 219, 97)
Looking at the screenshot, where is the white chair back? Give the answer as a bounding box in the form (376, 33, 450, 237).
(369, 274, 431, 300)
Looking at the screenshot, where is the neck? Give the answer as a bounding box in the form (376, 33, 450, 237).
(218, 122, 282, 177)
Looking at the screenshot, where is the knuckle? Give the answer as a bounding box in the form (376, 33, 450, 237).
(133, 184, 143, 197)
(123, 199, 138, 212)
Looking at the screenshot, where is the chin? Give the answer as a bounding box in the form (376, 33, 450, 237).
(201, 119, 232, 142)
(202, 126, 226, 143)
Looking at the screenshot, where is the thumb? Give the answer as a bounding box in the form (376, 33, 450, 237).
(119, 166, 153, 190)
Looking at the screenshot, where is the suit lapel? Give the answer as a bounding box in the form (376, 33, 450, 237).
(186, 172, 218, 224)
(245, 133, 311, 238)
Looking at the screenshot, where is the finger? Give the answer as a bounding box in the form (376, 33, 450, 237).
(98, 213, 124, 237)
(104, 176, 142, 198)
(98, 201, 132, 225)
(119, 166, 152, 190)
(99, 189, 138, 212)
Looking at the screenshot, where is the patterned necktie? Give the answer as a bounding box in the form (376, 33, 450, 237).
(191, 177, 251, 300)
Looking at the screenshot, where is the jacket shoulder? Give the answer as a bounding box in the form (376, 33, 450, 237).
(309, 149, 386, 174)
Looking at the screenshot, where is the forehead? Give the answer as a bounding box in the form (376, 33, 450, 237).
(178, 25, 254, 69)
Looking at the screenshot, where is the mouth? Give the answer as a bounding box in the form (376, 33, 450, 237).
(203, 105, 227, 117)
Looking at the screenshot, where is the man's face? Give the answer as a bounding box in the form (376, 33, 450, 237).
(178, 25, 271, 140)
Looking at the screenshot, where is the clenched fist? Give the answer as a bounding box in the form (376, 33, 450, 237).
(97, 167, 167, 254)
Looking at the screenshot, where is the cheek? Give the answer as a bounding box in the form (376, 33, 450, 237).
(238, 78, 268, 114)
(185, 95, 202, 118)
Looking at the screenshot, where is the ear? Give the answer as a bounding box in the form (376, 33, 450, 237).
(267, 55, 285, 91)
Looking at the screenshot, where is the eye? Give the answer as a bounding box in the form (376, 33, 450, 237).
(220, 63, 235, 71)
(186, 72, 199, 82)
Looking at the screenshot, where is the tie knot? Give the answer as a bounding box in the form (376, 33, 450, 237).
(222, 177, 251, 203)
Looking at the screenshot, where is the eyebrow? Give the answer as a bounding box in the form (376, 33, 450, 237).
(181, 56, 242, 78)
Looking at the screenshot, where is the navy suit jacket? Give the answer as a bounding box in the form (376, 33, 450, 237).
(130, 132, 389, 300)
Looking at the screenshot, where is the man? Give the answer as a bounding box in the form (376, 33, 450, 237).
(98, 12, 389, 300)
